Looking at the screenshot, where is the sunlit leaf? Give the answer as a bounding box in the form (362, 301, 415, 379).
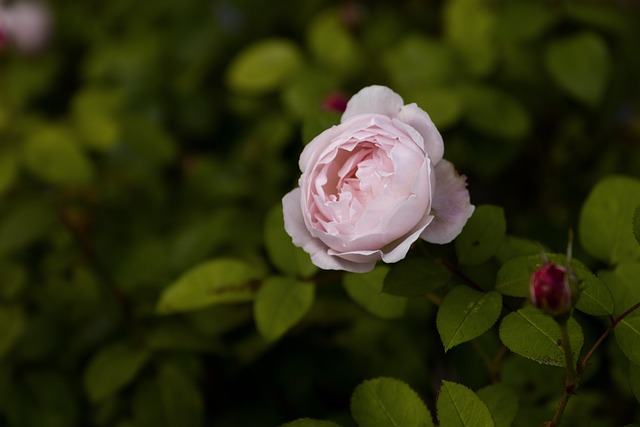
(254, 277, 315, 343)
(351, 377, 434, 427)
(264, 205, 317, 278)
(343, 266, 407, 319)
(383, 257, 451, 297)
(476, 384, 518, 427)
(455, 205, 506, 266)
(545, 32, 610, 106)
(226, 39, 303, 94)
(437, 381, 494, 427)
(579, 176, 640, 264)
(499, 306, 583, 366)
(157, 259, 264, 314)
(83, 342, 150, 402)
(436, 286, 502, 351)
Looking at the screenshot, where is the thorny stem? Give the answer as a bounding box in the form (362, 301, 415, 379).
(544, 301, 640, 426)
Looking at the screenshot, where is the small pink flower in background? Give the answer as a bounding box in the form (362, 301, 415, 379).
(283, 85, 474, 272)
(530, 263, 573, 316)
(321, 92, 349, 113)
(0, 1, 51, 54)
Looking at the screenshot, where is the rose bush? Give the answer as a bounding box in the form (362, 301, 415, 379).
(283, 85, 474, 272)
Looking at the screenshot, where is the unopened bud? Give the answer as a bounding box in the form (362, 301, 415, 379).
(530, 262, 572, 317)
(321, 92, 349, 113)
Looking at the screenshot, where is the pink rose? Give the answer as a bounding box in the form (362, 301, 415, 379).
(283, 85, 474, 273)
(0, 1, 51, 54)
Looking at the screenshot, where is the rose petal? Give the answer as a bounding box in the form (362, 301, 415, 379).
(283, 189, 374, 272)
(396, 103, 444, 165)
(420, 160, 474, 244)
(382, 214, 433, 263)
(341, 86, 404, 123)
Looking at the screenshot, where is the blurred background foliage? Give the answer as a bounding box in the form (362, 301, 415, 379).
(0, 0, 639, 426)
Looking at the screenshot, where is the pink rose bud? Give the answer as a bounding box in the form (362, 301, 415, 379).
(530, 263, 572, 316)
(321, 92, 349, 113)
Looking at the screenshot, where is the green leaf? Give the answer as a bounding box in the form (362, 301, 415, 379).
(0, 199, 55, 257)
(455, 205, 507, 266)
(437, 381, 494, 427)
(579, 176, 640, 264)
(444, 0, 497, 77)
(384, 35, 456, 90)
(476, 384, 518, 427)
(496, 1, 557, 42)
(0, 305, 25, 359)
(156, 258, 264, 314)
(410, 87, 463, 129)
(436, 287, 502, 352)
(495, 235, 542, 264)
(614, 312, 640, 366)
(254, 277, 315, 343)
(460, 85, 531, 140)
(71, 87, 122, 151)
(499, 306, 583, 366)
(22, 124, 94, 186)
(307, 10, 362, 76)
(383, 258, 452, 297)
(598, 263, 640, 316)
(633, 206, 640, 246)
(280, 419, 342, 427)
(343, 266, 407, 319)
(545, 32, 610, 106)
(158, 364, 203, 427)
(630, 362, 640, 404)
(83, 342, 150, 402)
(264, 205, 317, 278)
(495, 253, 613, 316)
(0, 150, 18, 197)
(226, 38, 302, 94)
(351, 377, 434, 427)
(133, 379, 164, 427)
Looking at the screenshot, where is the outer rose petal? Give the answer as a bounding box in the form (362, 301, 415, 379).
(341, 86, 404, 123)
(282, 189, 375, 273)
(420, 160, 474, 244)
(396, 103, 444, 165)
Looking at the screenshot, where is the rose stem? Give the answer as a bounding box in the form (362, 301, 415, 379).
(544, 300, 640, 426)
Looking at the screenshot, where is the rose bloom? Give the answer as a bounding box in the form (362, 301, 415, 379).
(0, 1, 51, 54)
(283, 85, 474, 273)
